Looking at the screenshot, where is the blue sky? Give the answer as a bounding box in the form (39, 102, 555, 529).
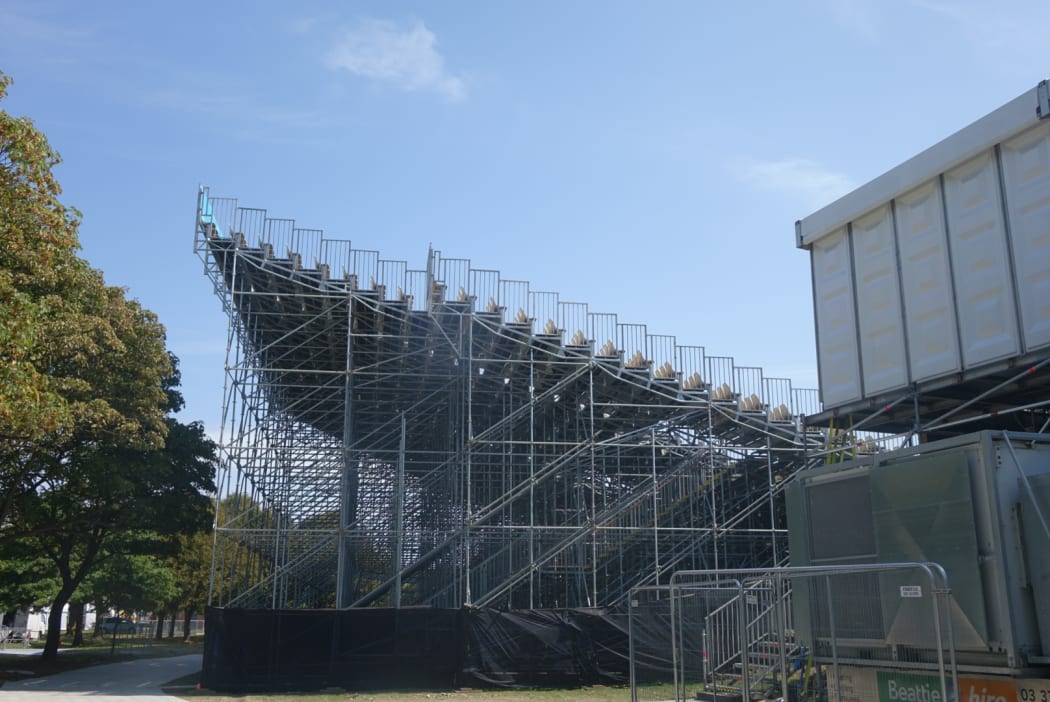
(2, 0, 1047, 436)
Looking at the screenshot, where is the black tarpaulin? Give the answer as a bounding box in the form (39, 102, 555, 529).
(202, 606, 462, 692)
(462, 608, 602, 687)
(202, 605, 675, 692)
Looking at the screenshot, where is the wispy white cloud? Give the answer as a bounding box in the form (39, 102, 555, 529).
(325, 19, 465, 102)
(733, 158, 857, 211)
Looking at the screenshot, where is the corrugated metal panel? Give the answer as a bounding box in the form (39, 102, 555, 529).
(943, 152, 1021, 367)
(807, 475, 876, 561)
(812, 228, 862, 407)
(787, 431, 1050, 665)
(1001, 121, 1050, 352)
(1019, 471, 1050, 655)
(895, 180, 962, 381)
(871, 452, 988, 649)
(852, 205, 909, 394)
(798, 82, 1050, 413)
(797, 83, 1048, 248)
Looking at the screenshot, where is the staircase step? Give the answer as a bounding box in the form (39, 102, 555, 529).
(695, 690, 744, 702)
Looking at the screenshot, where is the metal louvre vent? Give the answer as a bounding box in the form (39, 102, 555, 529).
(808, 475, 876, 562)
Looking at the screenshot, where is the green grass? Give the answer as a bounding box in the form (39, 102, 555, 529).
(168, 681, 683, 702)
(4, 638, 687, 702)
(0, 636, 204, 684)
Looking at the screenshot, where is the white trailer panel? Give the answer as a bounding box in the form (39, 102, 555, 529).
(943, 152, 1021, 367)
(812, 228, 862, 407)
(1001, 121, 1050, 351)
(798, 80, 1050, 413)
(895, 179, 962, 381)
(851, 205, 909, 395)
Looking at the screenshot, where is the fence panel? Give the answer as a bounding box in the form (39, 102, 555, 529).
(635, 564, 957, 702)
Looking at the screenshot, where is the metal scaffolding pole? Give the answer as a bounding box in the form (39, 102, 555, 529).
(196, 188, 823, 611)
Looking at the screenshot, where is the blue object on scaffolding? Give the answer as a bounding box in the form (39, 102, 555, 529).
(199, 188, 224, 238)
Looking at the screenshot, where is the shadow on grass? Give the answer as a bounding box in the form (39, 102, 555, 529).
(165, 681, 679, 702)
(0, 637, 204, 685)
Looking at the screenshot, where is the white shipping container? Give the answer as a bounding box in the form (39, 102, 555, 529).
(811, 228, 863, 407)
(797, 80, 1050, 412)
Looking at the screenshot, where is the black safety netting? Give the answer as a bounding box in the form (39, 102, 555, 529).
(461, 607, 628, 687)
(202, 606, 462, 691)
(202, 605, 678, 692)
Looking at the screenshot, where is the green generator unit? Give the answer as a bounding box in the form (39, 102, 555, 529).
(786, 431, 1050, 671)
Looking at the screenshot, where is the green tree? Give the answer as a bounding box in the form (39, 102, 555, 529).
(1, 72, 170, 540)
(0, 539, 58, 614)
(164, 524, 213, 640)
(86, 550, 178, 623)
(0, 71, 81, 447)
(209, 493, 278, 607)
(28, 408, 216, 659)
(0, 72, 218, 661)
(14, 289, 174, 660)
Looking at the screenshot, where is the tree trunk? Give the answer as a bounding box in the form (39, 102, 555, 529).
(69, 601, 85, 646)
(42, 585, 76, 662)
(41, 533, 103, 662)
(91, 601, 103, 638)
(155, 611, 166, 640)
(167, 608, 177, 638)
(182, 609, 194, 641)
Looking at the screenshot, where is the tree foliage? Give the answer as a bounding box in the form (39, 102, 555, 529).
(0, 539, 58, 611)
(1, 72, 171, 539)
(208, 493, 281, 607)
(25, 401, 216, 658)
(85, 550, 179, 617)
(0, 71, 81, 444)
(151, 520, 214, 640)
(0, 72, 218, 661)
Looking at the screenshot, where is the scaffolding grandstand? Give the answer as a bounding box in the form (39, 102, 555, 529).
(195, 187, 827, 611)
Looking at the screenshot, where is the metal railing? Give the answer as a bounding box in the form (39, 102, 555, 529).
(626, 563, 957, 702)
(0, 627, 32, 649)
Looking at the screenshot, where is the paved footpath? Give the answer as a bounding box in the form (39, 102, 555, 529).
(0, 652, 202, 701)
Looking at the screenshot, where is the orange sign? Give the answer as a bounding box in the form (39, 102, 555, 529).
(959, 676, 1017, 702)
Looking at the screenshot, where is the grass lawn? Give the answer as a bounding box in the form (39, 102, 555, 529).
(3, 636, 687, 701)
(167, 680, 684, 702)
(0, 635, 204, 683)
